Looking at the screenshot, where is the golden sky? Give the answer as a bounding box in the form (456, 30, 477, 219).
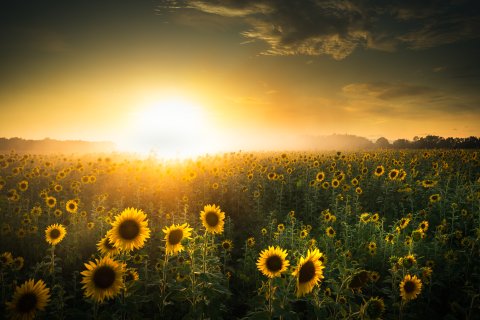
(1, 1, 479, 155)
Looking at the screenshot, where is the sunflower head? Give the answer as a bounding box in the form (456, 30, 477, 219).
(221, 239, 233, 251)
(292, 249, 325, 297)
(360, 297, 385, 319)
(256, 246, 290, 278)
(162, 223, 193, 255)
(65, 199, 78, 213)
(200, 204, 225, 234)
(97, 235, 119, 257)
(107, 208, 151, 252)
(45, 224, 67, 246)
(6, 279, 50, 320)
(81, 256, 125, 303)
(400, 274, 422, 302)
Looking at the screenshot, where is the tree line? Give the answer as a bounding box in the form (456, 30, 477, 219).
(375, 135, 480, 149)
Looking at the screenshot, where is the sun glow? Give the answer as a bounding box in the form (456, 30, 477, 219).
(118, 95, 221, 158)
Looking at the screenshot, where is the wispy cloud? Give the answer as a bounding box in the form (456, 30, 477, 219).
(160, 0, 480, 59)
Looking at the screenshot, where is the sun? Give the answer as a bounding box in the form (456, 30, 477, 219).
(119, 95, 220, 158)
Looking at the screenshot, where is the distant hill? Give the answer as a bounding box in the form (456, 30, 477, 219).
(0, 138, 116, 154)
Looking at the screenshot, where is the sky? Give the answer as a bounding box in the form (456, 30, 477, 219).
(1, 0, 479, 156)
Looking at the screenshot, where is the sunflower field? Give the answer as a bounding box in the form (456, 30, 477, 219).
(0, 150, 479, 319)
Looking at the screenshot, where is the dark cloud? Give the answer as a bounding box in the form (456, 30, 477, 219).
(161, 0, 480, 59)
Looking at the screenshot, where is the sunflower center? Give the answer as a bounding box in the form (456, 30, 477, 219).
(17, 293, 37, 313)
(205, 211, 219, 227)
(168, 229, 183, 245)
(266, 255, 283, 272)
(299, 260, 316, 283)
(50, 229, 61, 239)
(119, 220, 140, 240)
(404, 280, 416, 293)
(93, 266, 116, 289)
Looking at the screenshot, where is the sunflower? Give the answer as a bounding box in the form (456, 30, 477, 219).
(331, 179, 340, 188)
(429, 194, 441, 203)
(355, 187, 363, 195)
(162, 223, 193, 255)
(422, 180, 437, 188)
(200, 204, 225, 234)
(256, 246, 290, 278)
(45, 224, 67, 246)
(107, 207, 151, 252)
(221, 239, 233, 251)
(277, 223, 285, 232)
(385, 233, 395, 244)
(81, 256, 125, 303)
(97, 236, 119, 256)
(419, 220, 429, 232)
(6, 279, 50, 320)
(125, 269, 139, 283)
(300, 229, 308, 239)
(388, 169, 399, 180)
(322, 181, 330, 189)
(360, 213, 370, 224)
(65, 200, 78, 214)
(1, 251, 14, 267)
(247, 237, 255, 247)
(326, 226, 336, 238)
(399, 274, 422, 302)
(18, 180, 29, 192)
(292, 249, 325, 297)
(45, 196, 56, 208)
(315, 172, 325, 182)
(374, 165, 385, 177)
(360, 297, 385, 320)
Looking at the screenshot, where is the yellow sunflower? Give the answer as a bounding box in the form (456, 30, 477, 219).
(6, 279, 50, 320)
(45, 196, 56, 208)
(107, 208, 151, 252)
(162, 223, 193, 255)
(374, 165, 385, 177)
(200, 204, 225, 234)
(292, 248, 325, 297)
(81, 256, 125, 303)
(97, 235, 119, 257)
(65, 199, 78, 214)
(256, 246, 290, 278)
(399, 274, 422, 302)
(45, 224, 67, 246)
(221, 239, 233, 251)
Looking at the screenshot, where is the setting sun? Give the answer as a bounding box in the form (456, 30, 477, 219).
(117, 95, 220, 158)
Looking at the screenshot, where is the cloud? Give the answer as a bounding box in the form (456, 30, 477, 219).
(341, 81, 480, 118)
(160, 0, 480, 59)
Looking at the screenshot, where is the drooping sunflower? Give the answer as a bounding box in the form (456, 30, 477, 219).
(65, 199, 78, 214)
(399, 274, 422, 302)
(107, 208, 151, 252)
(45, 224, 67, 246)
(81, 256, 125, 303)
(200, 204, 225, 234)
(6, 279, 50, 320)
(360, 297, 385, 320)
(97, 235, 119, 257)
(256, 246, 290, 278)
(292, 248, 325, 297)
(162, 223, 193, 255)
